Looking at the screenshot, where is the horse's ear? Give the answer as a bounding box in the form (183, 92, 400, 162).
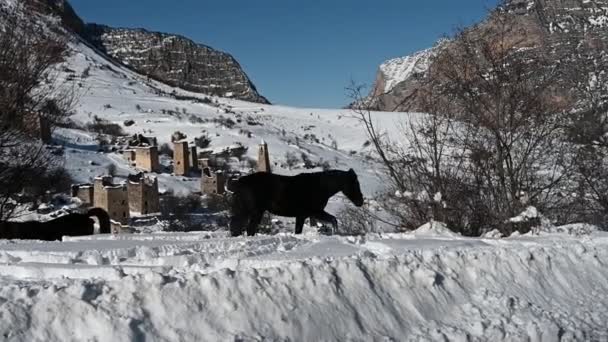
(348, 168, 356, 175)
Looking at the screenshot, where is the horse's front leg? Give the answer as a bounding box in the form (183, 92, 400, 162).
(313, 211, 338, 234)
(229, 215, 248, 237)
(247, 211, 264, 236)
(295, 216, 306, 235)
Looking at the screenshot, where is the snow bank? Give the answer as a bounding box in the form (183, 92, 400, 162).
(1, 232, 607, 341)
(412, 221, 459, 237)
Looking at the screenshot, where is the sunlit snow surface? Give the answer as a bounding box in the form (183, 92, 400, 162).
(1, 227, 607, 341)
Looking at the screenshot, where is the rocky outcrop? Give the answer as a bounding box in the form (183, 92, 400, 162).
(85, 25, 269, 104)
(16, 0, 269, 104)
(370, 0, 608, 112)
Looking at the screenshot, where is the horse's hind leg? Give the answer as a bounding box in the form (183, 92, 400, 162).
(313, 211, 338, 235)
(246, 211, 263, 236)
(295, 216, 305, 235)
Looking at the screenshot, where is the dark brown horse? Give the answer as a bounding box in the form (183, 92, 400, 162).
(0, 208, 111, 241)
(229, 169, 364, 236)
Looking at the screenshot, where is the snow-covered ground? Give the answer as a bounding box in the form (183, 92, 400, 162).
(1, 226, 607, 341)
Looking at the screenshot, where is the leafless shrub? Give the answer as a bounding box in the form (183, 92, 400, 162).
(567, 58, 608, 229)
(205, 194, 231, 213)
(284, 151, 299, 168)
(301, 153, 315, 169)
(0, 14, 76, 220)
(195, 134, 212, 149)
(349, 15, 575, 236)
(107, 163, 117, 177)
(160, 193, 203, 232)
(87, 116, 125, 136)
(336, 204, 376, 236)
(241, 157, 257, 170)
(171, 131, 187, 142)
(159, 143, 174, 157)
(213, 116, 236, 129)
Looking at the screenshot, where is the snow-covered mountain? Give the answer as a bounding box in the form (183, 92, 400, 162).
(371, 42, 444, 97)
(30, 0, 268, 103)
(85, 24, 269, 104)
(369, 0, 608, 112)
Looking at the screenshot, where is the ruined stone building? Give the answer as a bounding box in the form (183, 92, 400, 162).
(257, 141, 271, 173)
(174, 141, 190, 176)
(122, 145, 160, 173)
(71, 184, 94, 206)
(127, 173, 160, 215)
(128, 134, 157, 147)
(134, 146, 159, 172)
(93, 176, 130, 224)
(201, 167, 226, 195)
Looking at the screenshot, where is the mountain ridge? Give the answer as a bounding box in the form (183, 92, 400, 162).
(27, 0, 269, 104)
(367, 0, 608, 112)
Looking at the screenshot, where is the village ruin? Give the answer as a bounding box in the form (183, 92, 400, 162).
(71, 174, 160, 226)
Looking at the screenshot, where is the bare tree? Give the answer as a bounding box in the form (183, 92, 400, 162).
(567, 49, 608, 227)
(0, 13, 75, 220)
(350, 11, 575, 236)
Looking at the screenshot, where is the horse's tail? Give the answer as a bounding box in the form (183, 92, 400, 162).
(224, 176, 239, 194)
(87, 208, 111, 234)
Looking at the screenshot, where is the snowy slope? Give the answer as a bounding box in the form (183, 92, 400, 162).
(57, 38, 420, 199)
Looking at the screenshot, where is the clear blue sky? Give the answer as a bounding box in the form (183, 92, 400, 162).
(70, 0, 499, 108)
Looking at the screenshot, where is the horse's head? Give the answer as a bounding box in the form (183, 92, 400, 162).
(342, 169, 364, 207)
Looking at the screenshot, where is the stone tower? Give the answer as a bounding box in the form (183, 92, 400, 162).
(201, 168, 226, 195)
(71, 184, 94, 206)
(173, 141, 190, 176)
(127, 173, 160, 215)
(93, 176, 129, 224)
(257, 140, 271, 173)
(134, 146, 160, 172)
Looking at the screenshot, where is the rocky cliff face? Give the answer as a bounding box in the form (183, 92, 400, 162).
(20, 0, 269, 104)
(370, 0, 608, 112)
(85, 25, 269, 104)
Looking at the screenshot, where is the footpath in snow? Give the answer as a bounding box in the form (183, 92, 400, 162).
(0, 225, 607, 341)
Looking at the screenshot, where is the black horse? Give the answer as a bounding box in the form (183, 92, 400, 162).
(0, 208, 111, 241)
(229, 169, 364, 236)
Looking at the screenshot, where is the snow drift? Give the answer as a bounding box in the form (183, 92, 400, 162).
(0, 230, 607, 341)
